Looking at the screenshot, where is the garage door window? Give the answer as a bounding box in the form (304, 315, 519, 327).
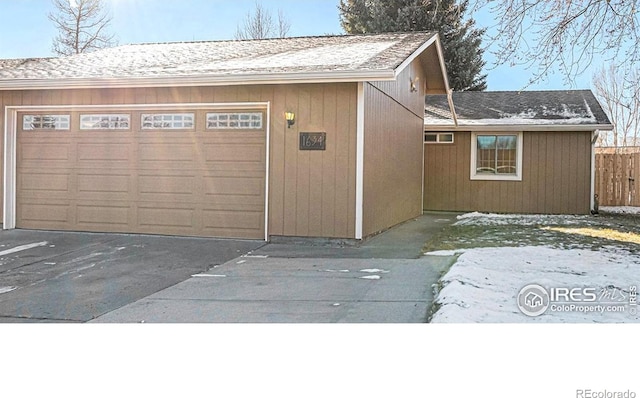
(141, 113, 195, 130)
(207, 112, 263, 129)
(81, 114, 130, 130)
(23, 115, 70, 130)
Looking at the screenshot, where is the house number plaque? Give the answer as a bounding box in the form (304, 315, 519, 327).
(299, 132, 326, 151)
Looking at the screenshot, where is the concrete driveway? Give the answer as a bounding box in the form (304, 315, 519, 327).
(0, 213, 458, 323)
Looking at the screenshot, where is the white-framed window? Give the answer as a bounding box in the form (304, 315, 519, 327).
(470, 132, 523, 181)
(141, 113, 195, 130)
(424, 132, 454, 144)
(207, 112, 263, 129)
(80, 114, 130, 130)
(23, 115, 70, 131)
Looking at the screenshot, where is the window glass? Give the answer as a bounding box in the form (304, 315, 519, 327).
(141, 113, 194, 129)
(424, 133, 438, 142)
(23, 115, 70, 130)
(475, 134, 518, 175)
(207, 112, 263, 129)
(424, 132, 454, 143)
(80, 114, 130, 130)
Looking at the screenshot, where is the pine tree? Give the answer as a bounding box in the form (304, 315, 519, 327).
(339, 0, 486, 91)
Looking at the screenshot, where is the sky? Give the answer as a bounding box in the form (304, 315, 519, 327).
(0, 0, 599, 91)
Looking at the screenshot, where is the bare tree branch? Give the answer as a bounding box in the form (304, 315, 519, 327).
(48, 0, 116, 56)
(235, 1, 291, 40)
(277, 9, 291, 38)
(472, 0, 640, 86)
(593, 64, 640, 148)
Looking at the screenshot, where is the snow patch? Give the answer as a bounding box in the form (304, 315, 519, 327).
(0, 286, 17, 294)
(424, 250, 465, 256)
(0, 241, 49, 257)
(600, 206, 640, 215)
(359, 269, 390, 274)
(430, 246, 640, 323)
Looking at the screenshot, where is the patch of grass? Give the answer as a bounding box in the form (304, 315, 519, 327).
(423, 214, 640, 255)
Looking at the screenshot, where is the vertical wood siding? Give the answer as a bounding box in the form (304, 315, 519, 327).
(363, 63, 425, 236)
(424, 131, 592, 214)
(1, 84, 357, 238)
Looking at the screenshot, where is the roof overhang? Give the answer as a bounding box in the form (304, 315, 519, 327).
(0, 33, 449, 91)
(401, 34, 457, 125)
(424, 123, 615, 132)
(0, 69, 401, 91)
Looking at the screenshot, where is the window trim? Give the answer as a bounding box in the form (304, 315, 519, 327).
(470, 132, 523, 181)
(424, 132, 454, 144)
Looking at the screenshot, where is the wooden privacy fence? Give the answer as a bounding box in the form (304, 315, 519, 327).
(595, 152, 640, 207)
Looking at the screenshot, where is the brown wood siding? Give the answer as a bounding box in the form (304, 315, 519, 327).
(1, 83, 358, 238)
(423, 131, 592, 214)
(370, 56, 427, 119)
(362, 81, 424, 237)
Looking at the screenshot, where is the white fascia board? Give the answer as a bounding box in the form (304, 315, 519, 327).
(393, 33, 438, 77)
(0, 70, 396, 91)
(424, 123, 615, 132)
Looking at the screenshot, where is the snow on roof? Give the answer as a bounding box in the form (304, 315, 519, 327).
(0, 32, 438, 87)
(425, 90, 611, 127)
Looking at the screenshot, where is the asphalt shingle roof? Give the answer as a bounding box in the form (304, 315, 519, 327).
(0, 32, 436, 85)
(425, 90, 611, 126)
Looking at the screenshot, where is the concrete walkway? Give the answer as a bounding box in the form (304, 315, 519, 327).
(92, 213, 458, 323)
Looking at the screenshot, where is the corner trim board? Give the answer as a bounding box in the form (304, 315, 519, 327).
(355, 82, 365, 240)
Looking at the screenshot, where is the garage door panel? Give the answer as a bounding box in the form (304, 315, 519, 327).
(139, 144, 196, 162)
(19, 202, 71, 225)
(19, 173, 70, 194)
(203, 144, 264, 163)
(77, 174, 130, 194)
(203, 176, 264, 197)
(202, 209, 263, 229)
(77, 143, 131, 162)
(137, 207, 195, 229)
(16, 108, 266, 239)
(77, 204, 130, 228)
(20, 144, 72, 162)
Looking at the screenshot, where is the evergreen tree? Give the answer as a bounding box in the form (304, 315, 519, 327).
(339, 0, 486, 91)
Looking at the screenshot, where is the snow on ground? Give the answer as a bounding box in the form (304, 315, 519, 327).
(454, 211, 598, 227)
(427, 212, 640, 323)
(600, 206, 640, 215)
